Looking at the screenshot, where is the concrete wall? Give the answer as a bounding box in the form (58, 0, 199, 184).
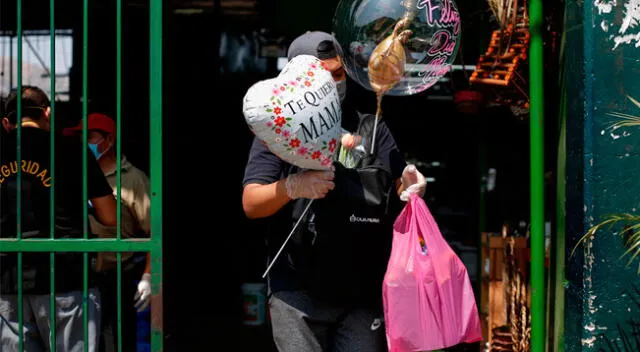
(563, 0, 640, 350)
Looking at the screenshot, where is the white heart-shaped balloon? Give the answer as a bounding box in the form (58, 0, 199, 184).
(243, 55, 342, 170)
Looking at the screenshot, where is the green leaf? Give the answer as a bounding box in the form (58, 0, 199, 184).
(286, 117, 292, 121)
(277, 99, 282, 105)
(621, 230, 640, 262)
(628, 95, 640, 109)
(266, 108, 273, 112)
(572, 214, 640, 274)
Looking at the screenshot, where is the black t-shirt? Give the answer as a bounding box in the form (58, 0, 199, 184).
(242, 102, 406, 294)
(0, 127, 113, 294)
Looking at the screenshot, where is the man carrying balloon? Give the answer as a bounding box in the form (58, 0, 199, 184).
(242, 31, 427, 352)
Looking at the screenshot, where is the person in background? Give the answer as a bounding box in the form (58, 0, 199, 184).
(0, 86, 117, 352)
(64, 113, 151, 352)
(242, 32, 426, 352)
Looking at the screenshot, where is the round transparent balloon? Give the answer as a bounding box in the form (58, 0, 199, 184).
(333, 0, 461, 96)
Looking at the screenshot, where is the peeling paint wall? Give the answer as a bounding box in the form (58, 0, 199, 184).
(563, 0, 640, 350)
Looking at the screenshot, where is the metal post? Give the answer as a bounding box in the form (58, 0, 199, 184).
(150, 0, 164, 349)
(116, 0, 124, 349)
(82, 0, 90, 350)
(529, 0, 546, 350)
(49, 0, 57, 349)
(16, 0, 24, 349)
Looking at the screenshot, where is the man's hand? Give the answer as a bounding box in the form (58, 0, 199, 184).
(400, 164, 426, 201)
(134, 273, 151, 312)
(285, 170, 335, 200)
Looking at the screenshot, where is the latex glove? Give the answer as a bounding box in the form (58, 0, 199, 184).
(285, 170, 335, 200)
(400, 164, 427, 201)
(134, 273, 151, 312)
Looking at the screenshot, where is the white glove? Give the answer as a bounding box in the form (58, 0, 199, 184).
(285, 170, 335, 199)
(400, 164, 427, 201)
(134, 273, 151, 312)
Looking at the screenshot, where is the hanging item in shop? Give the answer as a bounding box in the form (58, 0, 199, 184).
(334, 0, 461, 151)
(470, 0, 530, 117)
(242, 54, 342, 170)
(487, 236, 531, 352)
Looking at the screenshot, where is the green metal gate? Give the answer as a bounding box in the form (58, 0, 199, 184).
(0, 0, 164, 350)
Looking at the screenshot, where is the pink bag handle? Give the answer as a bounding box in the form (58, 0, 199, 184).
(406, 194, 428, 258)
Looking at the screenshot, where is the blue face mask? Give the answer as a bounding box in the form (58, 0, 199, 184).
(89, 143, 101, 159)
(89, 139, 112, 160)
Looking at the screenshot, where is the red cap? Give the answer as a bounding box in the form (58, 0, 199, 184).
(63, 113, 115, 136)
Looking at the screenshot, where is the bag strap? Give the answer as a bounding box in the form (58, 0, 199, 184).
(408, 195, 429, 255)
(355, 113, 381, 167)
(356, 113, 378, 157)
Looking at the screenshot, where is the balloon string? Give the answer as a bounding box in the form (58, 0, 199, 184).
(262, 199, 314, 279)
(402, 0, 419, 23)
(371, 93, 382, 155)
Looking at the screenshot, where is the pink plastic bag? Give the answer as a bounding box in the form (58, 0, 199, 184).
(383, 194, 482, 352)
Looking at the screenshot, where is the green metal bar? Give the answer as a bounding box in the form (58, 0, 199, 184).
(117, 253, 122, 351)
(116, 0, 123, 244)
(16, 9, 22, 241)
(50, 252, 56, 351)
(82, 0, 89, 349)
(553, 92, 567, 352)
(50, 0, 57, 348)
(0, 239, 154, 251)
(150, 0, 164, 348)
(529, 0, 545, 350)
(16, 0, 24, 349)
(82, 0, 88, 239)
(83, 253, 88, 352)
(116, 0, 123, 349)
(552, 21, 568, 352)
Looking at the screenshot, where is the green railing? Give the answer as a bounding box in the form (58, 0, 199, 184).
(0, 0, 164, 350)
(529, 0, 546, 350)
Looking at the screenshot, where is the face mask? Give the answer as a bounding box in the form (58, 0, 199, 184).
(89, 139, 111, 160)
(336, 79, 347, 103)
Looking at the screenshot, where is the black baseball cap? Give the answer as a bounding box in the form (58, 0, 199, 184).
(287, 31, 344, 61)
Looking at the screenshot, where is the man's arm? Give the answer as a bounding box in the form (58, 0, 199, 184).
(87, 146, 118, 228)
(243, 170, 336, 218)
(243, 138, 290, 219)
(373, 120, 408, 191)
(129, 170, 151, 235)
(91, 194, 118, 227)
(395, 179, 403, 197)
(242, 180, 291, 219)
(373, 121, 426, 199)
(242, 138, 335, 219)
(144, 253, 151, 274)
